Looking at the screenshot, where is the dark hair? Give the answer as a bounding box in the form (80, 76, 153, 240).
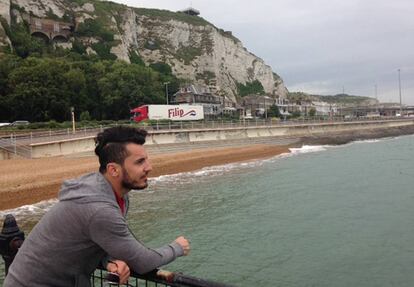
(95, 126, 148, 173)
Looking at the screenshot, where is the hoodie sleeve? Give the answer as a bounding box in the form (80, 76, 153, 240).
(88, 205, 184, 274)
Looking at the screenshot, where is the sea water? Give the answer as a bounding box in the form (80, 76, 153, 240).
(1, 135, 414, 286)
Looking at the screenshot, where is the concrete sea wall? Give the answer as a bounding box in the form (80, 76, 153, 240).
(16, 119, 412, 158)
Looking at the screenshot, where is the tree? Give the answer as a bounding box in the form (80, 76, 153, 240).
(8, 22, 46, 58)
(7, 58, 72, 121)
(0, 54, 20, 121)
(309, 107, 316, 117)
(267, 104, 280, 118)
(98, 61, 165, 119)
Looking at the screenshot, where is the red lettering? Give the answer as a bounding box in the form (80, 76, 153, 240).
(167, 108, 191, 118)
(168, 109, 174, 118)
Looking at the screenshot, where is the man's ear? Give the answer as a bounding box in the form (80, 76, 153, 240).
(106, 163, 119, 177)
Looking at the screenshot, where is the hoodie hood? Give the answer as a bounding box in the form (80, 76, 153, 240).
(59, 172, 117, 205)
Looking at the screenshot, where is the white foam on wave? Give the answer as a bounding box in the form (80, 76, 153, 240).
(353, 139, 382, 144)
(289, 145, 329, 154)
(0, 199, 57, 219)
(145, 152, 291, 188)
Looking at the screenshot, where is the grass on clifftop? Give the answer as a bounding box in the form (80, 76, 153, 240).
(134, 8, 210, 26)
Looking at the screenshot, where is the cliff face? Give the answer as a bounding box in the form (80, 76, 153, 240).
(0, 0, 11, 48)
(0, 0, 288, 101)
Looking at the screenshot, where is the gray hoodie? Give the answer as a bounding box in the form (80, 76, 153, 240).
(4, 172, 184, 287)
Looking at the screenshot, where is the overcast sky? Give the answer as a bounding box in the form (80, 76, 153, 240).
(111, 0, 414, 104)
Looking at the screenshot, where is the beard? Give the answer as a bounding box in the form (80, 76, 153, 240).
(121, 167, 148, 190)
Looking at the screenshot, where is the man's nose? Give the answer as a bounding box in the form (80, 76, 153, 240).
(145, 160, 153, 172)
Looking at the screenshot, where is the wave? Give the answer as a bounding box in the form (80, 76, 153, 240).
(288, 145, 330, 154)
(0, 199, 56, 220)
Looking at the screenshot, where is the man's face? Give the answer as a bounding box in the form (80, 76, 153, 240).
(119, 143, 152, 190)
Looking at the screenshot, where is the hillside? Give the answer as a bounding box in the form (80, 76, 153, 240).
(288, 92, 378, 106)
(0, 0, 288, 102)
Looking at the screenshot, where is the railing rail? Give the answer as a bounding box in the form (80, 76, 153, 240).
(1, 214, 234, 287)
(0, 116, 409, 141)
(0, 136, 32, 158)
(0, 117, 412, 158)
(91, 266, 234, 287)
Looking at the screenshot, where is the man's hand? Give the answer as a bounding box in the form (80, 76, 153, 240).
(175, 236, 191, 256)
(107, 260, 130, 284)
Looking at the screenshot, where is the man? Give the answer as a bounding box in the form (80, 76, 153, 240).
(4, 126, 190, 286)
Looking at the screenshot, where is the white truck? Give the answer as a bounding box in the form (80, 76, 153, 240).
(130, 105, 204, 122)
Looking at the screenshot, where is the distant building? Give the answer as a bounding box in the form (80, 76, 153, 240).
(242, 95, 275, 117)
(172, 84, 223, 116)
(274, 97, 292, 116)
(311, 101, 338, 116)
(179, 7, 200, 16)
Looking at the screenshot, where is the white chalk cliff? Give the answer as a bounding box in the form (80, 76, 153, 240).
(0, 0, 288, 101)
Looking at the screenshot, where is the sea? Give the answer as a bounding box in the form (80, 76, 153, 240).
(1, 134, 414, 286)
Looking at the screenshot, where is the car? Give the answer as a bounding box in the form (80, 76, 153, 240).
(10, 120, 30, 126)
(0, 122, 11, 127)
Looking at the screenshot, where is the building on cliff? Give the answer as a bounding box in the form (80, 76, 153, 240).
(22, 14, 74, 43)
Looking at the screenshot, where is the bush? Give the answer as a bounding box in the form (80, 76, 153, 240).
(129, 51, 145, 66)
(80, 111, 91, 121)
(267, 105, 280, 118)
(309, 108, 316, 117)
(48, 120, 59, 128)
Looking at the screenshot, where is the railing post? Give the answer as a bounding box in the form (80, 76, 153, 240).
(11, 134, 16, 155)
(0, 214, 25, 276)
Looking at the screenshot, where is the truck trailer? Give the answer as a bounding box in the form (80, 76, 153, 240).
(131, 105, 204, 122)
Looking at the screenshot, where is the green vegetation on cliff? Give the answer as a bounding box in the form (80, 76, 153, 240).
(320, 94, 375, 104)
(0, 54, 180, 122)
(0, 2, 183, 123)
(237, 80, 265, 97)
(134, 8, 210, 27)
(288, 92, 376, 105)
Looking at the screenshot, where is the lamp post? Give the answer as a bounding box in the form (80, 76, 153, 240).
(398, 69, 402, 116)
(70, 106, 75, 134)
(164, 82, 170, 105)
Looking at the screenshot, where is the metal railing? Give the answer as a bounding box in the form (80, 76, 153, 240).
(1, 214, 234, 287)
(0, 117, 411, 158)
(91, 267, 234, 287)
(0, 135, 32, 158)
(1, 116, 408, 140)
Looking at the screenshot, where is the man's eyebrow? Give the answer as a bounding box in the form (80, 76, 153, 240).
(135, 157, 146, 163)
